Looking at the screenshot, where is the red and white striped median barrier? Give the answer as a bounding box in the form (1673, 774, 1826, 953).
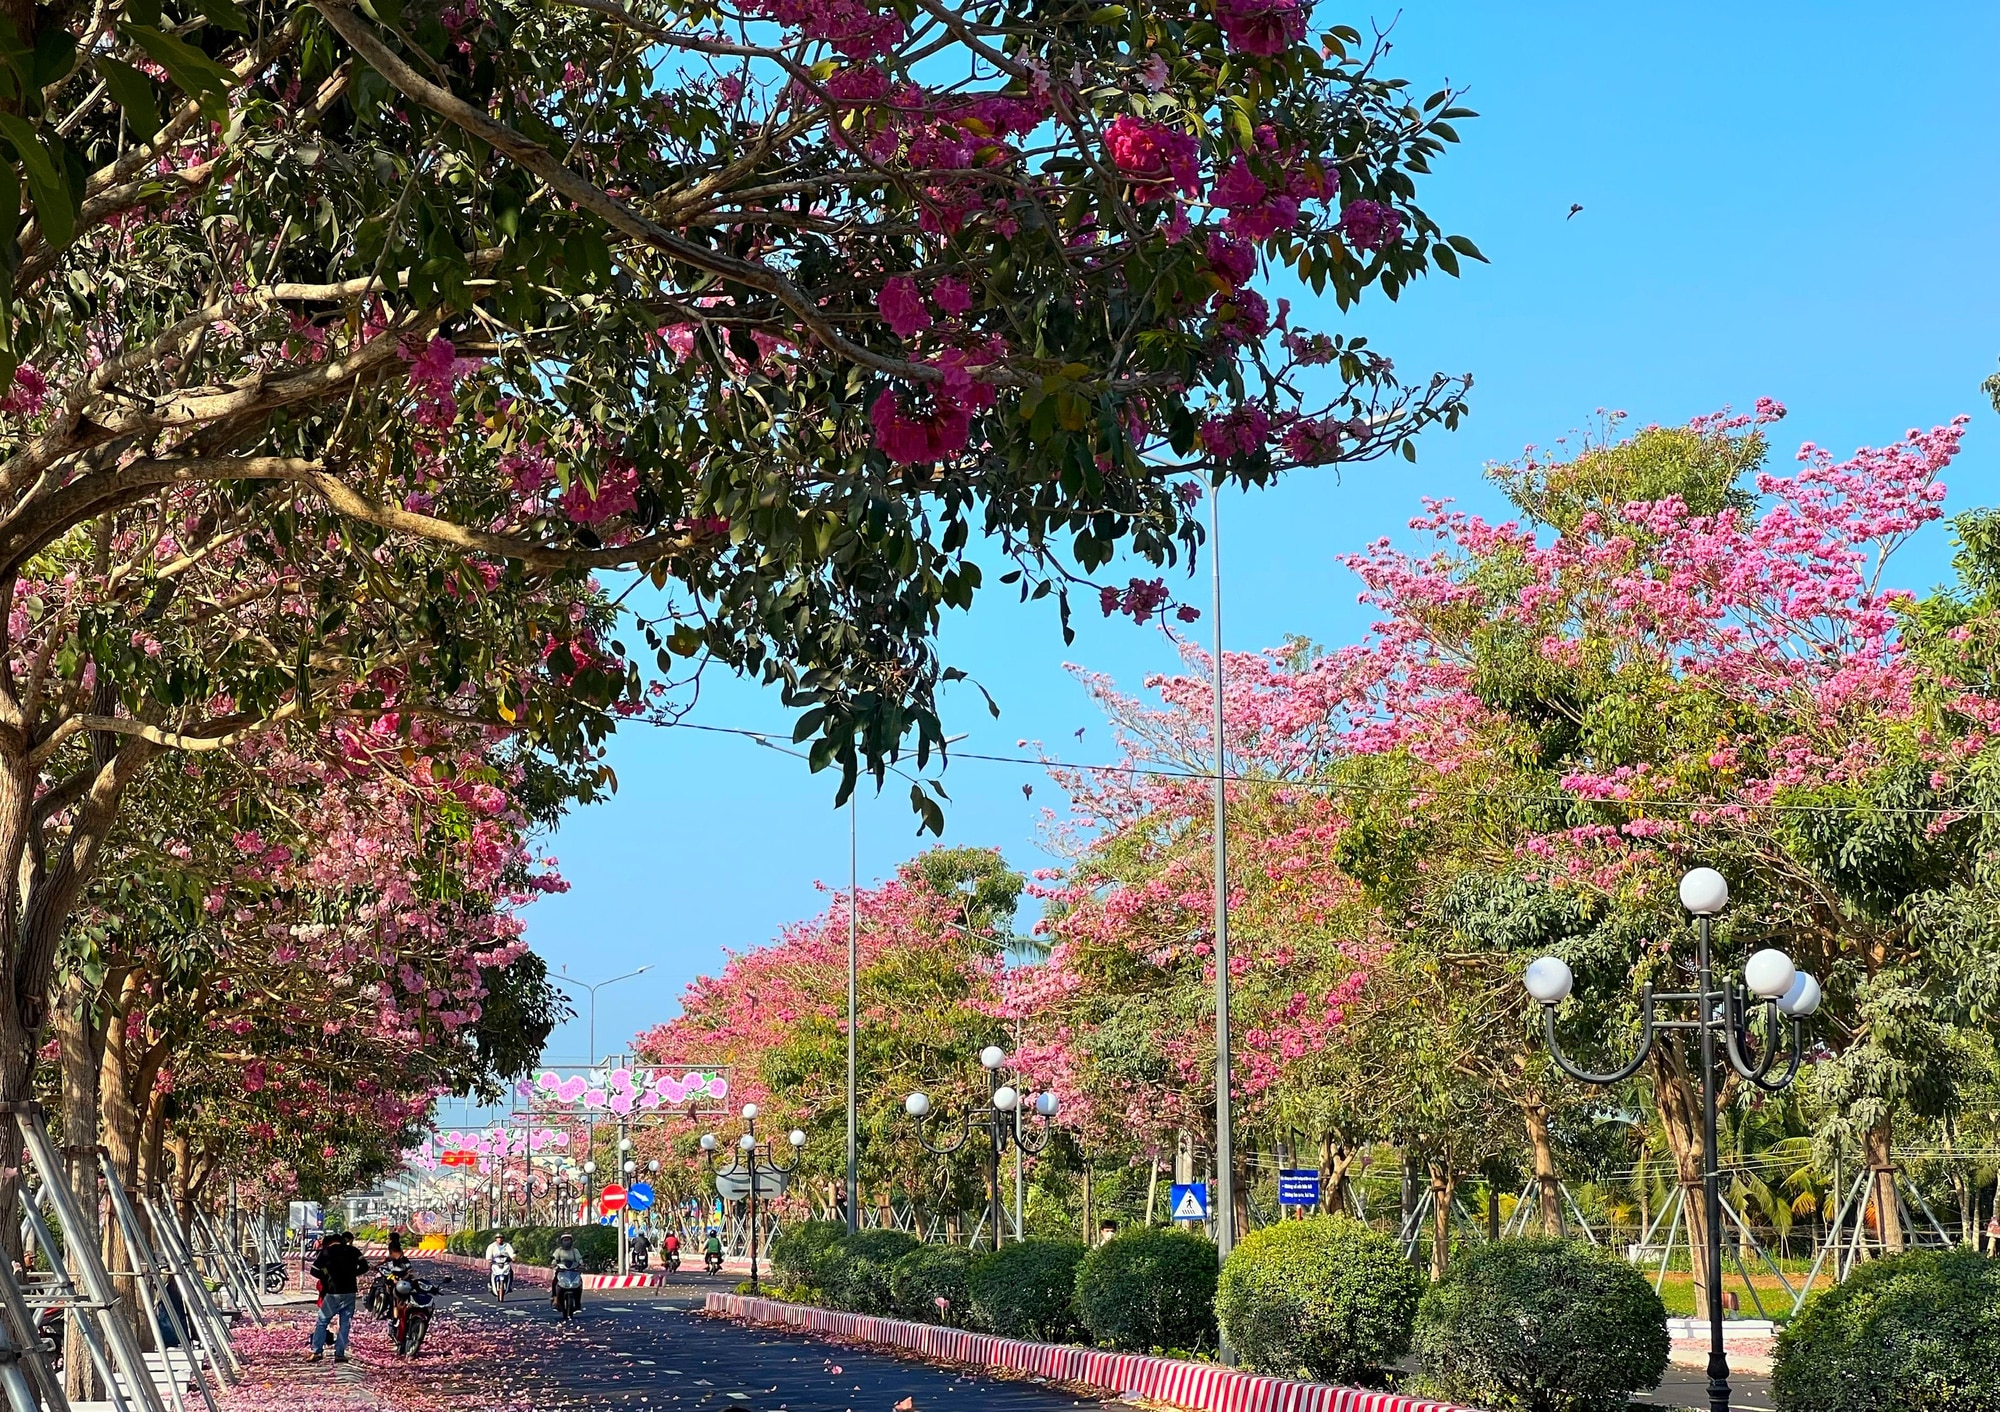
(703, 1293, 1481, 1412)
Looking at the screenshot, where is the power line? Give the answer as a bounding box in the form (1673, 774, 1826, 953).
(638, 716, 2000, 820)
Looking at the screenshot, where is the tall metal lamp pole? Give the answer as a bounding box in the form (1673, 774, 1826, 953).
(1525, 867, 1822, 1412)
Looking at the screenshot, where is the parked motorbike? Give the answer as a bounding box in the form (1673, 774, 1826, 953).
(552, 1267, 584, 1322)
(262, 1261, 288, 1293)
(489, 1254, 514, 1302)
(392, 1276, 444, 1356)
(365, 1271, 397, 1319)
(35, 1308, 62, 1373)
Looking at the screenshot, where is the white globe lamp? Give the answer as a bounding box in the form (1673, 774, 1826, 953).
(1523, 956, 1575, 1006)
(1744, 948, 1797, 1000)
(1679, 867, 1730, 917)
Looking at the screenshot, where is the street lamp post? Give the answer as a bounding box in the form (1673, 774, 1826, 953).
(550, 966, 655, 1067)
(905, 1046, 1059, 1252)
(1525, 867, 1822, 1412)
(702, 1104, 805, 1294)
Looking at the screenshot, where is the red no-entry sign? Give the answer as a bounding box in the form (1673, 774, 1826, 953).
(600, 1184, 628, 1212)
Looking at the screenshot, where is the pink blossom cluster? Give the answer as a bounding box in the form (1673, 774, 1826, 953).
(1214, 0, 1310, 57)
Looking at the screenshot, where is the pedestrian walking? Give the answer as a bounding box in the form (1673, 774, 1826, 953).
(309, 1232, 370, 1363)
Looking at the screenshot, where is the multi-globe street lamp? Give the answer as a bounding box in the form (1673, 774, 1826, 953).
(904, 1046, 1058, 1251)
(1524, 867, 1822, 1412)
(702, 1104, 805, 1294)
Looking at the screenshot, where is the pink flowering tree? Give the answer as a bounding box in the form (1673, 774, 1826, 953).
(1005, 645, 1380, 1231)
(1325, 403, 1984, 1303)
(631, 848, 1021, 1228)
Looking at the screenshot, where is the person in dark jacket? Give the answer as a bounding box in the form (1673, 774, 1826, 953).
(308, 1233, 369, 1362)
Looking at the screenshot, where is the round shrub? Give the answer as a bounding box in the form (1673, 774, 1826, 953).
(1076, 1227, 1218, 1354)
(768, 1218, 848, 1292)
(1772, 1248, 2000, 1412)
(1413, 1237, 1668, 1412)
(891, 1244, 976, 1326)
(1216, 1215, 1424, 1386)
(826, 1229, 921, 1314)
(967, 1239, 1088, 1342)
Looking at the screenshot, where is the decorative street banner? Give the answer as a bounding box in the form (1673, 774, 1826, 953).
(518, 1064, 732, 1116)
(1276, 1170, 1322, 1207)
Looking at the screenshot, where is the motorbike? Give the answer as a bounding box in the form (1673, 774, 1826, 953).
(703, 1249, 723, 1274)
(631, 1248, 649, 1273)
(262, 1261, 288, 1294)
(489, 1254, 514, 1302)
(365, 1272, 397, 1319)
(663, 1248, 681, 1273)
(391, 1276, 443, 1357)
(35, 1308, 62, 1373)
(552, 1266, 584, 1322)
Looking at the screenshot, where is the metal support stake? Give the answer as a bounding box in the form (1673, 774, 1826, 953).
(11, 1111, 169, 1412)
(20, 1187, 137, 1412)
(147, 1199, 241, 1378)
(0, 1240, 72, 1411)
(99, 1160, 216, 1412)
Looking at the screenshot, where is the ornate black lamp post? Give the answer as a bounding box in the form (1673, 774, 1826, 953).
(702, 1103, 804, 1294)
(1525, 867, 1822, 1412)
(905, 1045, 1058, 1251)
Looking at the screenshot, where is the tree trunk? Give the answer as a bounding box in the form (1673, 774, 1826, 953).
(1319, 1132, 1355, 1217)
(1653, 1041, 1720, 1321)
(1864, 1117, 1904, 1254)
(56, 974, 105, 1402)
(1521, 1098, 1564, 1236)
(1428, 1161, 1455, 1281)
(1080, 1162, 1092, 1243)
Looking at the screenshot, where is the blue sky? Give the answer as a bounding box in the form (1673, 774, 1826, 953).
(474, 0, 2000, 1102)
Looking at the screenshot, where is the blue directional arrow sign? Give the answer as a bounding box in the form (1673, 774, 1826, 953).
(626, 1182, 656, 1212)
(1168, 1183, 1209, 1222)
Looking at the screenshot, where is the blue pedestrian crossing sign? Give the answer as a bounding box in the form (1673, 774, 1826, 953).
(627, 1182, 656, 1212)
(1169, 1183, 1210, 1222)
(1277, 1169, 1321, 1206)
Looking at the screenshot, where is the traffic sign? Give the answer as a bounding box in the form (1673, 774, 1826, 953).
(626, 1181, 655, 1212)
(600, 1184, 628, 1212)
(1277, 1169, 1322, 1207)
(1169, 1183, 1209, 1222)
(714, 1162, 794, 1201)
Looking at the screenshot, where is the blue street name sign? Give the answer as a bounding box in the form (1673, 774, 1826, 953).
(1277, 1169, 1322, 1207)
(1169, 1183, 1210, 1222)
(626, 1182, 656, 1212)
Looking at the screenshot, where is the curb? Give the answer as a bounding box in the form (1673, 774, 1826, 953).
(703, 1293, 1479, 1412)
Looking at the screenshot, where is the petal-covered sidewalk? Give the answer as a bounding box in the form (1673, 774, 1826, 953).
(221, 1301, 552, 1412)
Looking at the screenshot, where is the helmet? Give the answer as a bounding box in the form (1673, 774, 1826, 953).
(558, 1232, 575, 1245)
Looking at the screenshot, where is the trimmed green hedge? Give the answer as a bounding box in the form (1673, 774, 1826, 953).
(444, 1226, 619, 1273)
(1413, 1237, 1668, 1412)
(967, 1239, 1087, 1341)
(1216, 1215, 1423, 1386)
(1076, 1227, 1218, 1354)
(1772, 1248, 2000, 1412)
(769, 1219, 849, 1293)
(825, 1229, 922, 1314)
(891, 1245, 976, 1326)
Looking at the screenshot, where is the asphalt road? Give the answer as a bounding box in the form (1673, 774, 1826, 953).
(416, 1266, 1103, 1411)
(410, 1263, 1775, 1412)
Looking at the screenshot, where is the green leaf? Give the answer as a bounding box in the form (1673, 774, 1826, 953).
(95, 56, 162, 141)
(1446, 234, 1488, 263)
(124, 24, 235, 120)
(0, 115, 72, 249)
(1432, 243, 1459, 277)
(195, 0, 252, 32)
(31, 25, 76, 88)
